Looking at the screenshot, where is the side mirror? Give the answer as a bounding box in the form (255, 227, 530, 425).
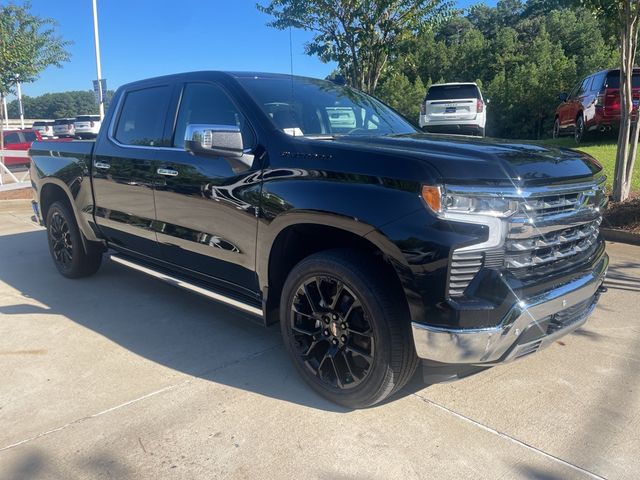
(185, 124, 244, 158)
(558, 92, 568, 102)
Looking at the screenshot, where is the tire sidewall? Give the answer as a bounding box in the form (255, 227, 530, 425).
(280, 255, 398, 408)
(46, 202, 85, 278)
(575, 116, 584, 144)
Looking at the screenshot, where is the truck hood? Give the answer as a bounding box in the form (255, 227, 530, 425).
(330, 133, 603, 187)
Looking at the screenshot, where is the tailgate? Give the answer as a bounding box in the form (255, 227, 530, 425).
(425, 97, 478, 120)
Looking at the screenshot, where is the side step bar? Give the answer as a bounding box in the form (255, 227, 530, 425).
(109, 255, 263, 317)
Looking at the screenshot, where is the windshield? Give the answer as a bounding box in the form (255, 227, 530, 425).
(237, 76, 416, 137)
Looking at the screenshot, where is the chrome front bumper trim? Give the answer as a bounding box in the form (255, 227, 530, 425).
(412, 252, 609, 365)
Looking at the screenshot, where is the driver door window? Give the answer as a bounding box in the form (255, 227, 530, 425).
(173, 83, 254, 148)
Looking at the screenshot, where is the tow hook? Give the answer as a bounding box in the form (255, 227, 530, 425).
(598, 285, 608, 294)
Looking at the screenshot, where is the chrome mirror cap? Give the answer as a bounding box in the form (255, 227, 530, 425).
(185, 124, 244, 159)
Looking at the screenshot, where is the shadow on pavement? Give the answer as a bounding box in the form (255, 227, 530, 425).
(0, 229, 419, 413)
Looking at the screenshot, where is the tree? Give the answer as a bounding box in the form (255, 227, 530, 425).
(376, 72, 426, 121)
(257, 0, 453, 93)
(558, 0, 640, 201)
(612, 0, 640, 202)
(7, 90, 115, 119)
(0, 2, 70, 167)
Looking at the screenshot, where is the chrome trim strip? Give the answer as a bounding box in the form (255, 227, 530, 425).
(110, 255, 263, 317)
(413, 252, 608, 364)
(444, 175, 606, 198)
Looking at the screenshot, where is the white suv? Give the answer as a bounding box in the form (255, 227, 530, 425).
(74, 115, 102, 139)
(419, 82, 486, 137)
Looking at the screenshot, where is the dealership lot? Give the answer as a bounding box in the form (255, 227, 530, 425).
(0, 199, 638, 480)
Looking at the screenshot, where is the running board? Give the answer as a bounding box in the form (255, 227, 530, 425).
(109, 255, 263, 317)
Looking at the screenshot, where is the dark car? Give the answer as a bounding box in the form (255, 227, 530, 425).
(30, 72, 608, 408)
(554, 68, 640, 143)
(1, 129, 42, 166)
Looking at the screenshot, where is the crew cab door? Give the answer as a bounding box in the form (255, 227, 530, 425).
(152, 82, 262, 295)
(92, 84, 174, 258)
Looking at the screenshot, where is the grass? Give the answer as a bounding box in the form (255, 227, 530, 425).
(538, 137, 640, 193)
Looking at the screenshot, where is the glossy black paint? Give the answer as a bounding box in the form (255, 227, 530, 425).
(30, 71, 605, 330)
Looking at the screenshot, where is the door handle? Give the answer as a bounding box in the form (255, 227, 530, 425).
(157, 168, 179, 177)
(94, 161, 111, 170)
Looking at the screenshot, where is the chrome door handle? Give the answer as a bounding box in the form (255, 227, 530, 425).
(94, 161, 111, 170)
(157, 168, 179, 177)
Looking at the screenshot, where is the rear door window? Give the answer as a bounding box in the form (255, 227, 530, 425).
(577, 76, 592, 96)
(114, 85, 171, 147)
(426, 85, 480, 101)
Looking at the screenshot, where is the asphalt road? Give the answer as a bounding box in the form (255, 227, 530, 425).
(0, 199, 638, 479)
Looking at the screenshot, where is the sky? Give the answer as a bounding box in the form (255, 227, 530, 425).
(9, 0, 497, 101)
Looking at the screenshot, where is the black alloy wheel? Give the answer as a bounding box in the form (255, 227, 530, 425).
(280, 249, 418, 408)
(575, 115, 585, 144)
(46, 201, 102, 278)
(48, 210, 74, 270)
(290, 275, 374, 390)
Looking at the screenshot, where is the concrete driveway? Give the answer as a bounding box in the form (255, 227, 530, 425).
(0, 199, 638, 479)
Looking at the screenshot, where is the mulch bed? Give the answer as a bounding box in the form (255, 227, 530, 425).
(603, 196, 640, 234)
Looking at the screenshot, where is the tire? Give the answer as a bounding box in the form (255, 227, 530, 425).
(280, 249, 418, 408)
(46, 201, 102, 278)
(553, 118, 560, 139)
(574, 115, 585, 144)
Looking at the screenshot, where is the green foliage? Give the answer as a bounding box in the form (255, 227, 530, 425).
(257, 0, 454, 93)
(6, 90, 115, 119)
(375, 0, 618, 139)
(0, 2, 70, 97)
(376, 73, 425, 123)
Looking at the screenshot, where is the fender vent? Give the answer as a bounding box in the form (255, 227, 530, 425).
(449, 251, 484, 298)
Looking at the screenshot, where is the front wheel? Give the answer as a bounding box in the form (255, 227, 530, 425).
(280, 249, 418, 408)
(46, 201, 102, 278)
(575, 115, 585, 144)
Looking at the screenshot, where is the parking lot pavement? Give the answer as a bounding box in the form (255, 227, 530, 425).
(0, 200, 638, 480)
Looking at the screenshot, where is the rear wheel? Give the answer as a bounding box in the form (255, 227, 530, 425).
(280, 249, 418, 408)
(46, 201, 102, 278)
(553, 118, 561, 139)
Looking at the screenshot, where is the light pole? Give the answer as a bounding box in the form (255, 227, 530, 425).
(2, 97, 7, 128)
(92, 0, 104, 120)
(16, 75, 24, 129)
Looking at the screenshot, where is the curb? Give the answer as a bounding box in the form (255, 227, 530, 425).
(602, 228, 640, 246)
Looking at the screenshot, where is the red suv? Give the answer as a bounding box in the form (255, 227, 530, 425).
(1, 129, 42, 166)
(553, 68, 640, 143)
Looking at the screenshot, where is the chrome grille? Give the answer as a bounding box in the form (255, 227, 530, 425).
(449, 251, 484, 297)
(504, 182, 605, 275)
(446, 178, 606, 297)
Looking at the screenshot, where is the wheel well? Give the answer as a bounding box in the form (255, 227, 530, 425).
(265, 223, 405, 324)
(40, 183, 72, 226)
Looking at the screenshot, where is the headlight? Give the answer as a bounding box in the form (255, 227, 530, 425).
(421, 185, 517, 218)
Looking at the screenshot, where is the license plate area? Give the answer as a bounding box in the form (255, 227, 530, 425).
(445, 106, 457, 114)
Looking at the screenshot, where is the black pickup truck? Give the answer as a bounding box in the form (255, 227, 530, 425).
(30, 71, 608, 408)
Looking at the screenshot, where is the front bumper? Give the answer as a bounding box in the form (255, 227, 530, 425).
(412, 252, 608, 365)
